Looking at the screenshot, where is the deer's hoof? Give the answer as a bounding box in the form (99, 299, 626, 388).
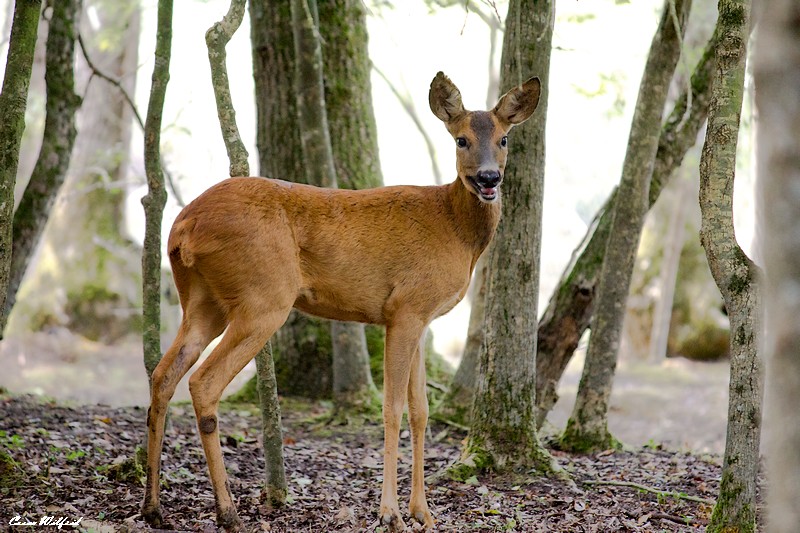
(411, 508, 434, 530)
(217, 507, 244, 532)
(380, 506, 407, 531)
(141, 503, 165, 528)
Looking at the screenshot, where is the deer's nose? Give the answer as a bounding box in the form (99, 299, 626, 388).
(476, 170, 501, 188)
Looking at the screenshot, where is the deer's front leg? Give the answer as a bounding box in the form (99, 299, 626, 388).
(380, 315, 425, 531)
(407, 337, 433, 529)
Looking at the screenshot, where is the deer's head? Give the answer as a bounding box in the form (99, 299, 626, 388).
(429, 72, 541, 203)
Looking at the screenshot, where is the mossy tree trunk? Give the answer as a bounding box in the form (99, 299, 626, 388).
(2, 0, 81, 336)
(699, 1, 762, 530)
(559, 0, 691, 453)
(0, 0, 42, 324)
(141, 0, 172, 382)
(755, 1, 800, 529)
(249, 0, 380, 405)
(451, 0, 558, 480)
(207, 0, 287, 507)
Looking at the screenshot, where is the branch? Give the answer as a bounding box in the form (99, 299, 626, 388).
(205, 0, 249, 177)
(582, 479, 716, 505)
(373, 65, 443, 185)
(77, 33, 185, 207)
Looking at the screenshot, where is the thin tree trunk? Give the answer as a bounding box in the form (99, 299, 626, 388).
(649, 176, 691, 361)
(0, 0, 42, 320)
(142, 0, 172, 382)
(1, 0, 81, 336)
(207, 0, 288, 507)
(755, 1, 800, 529)
(452, 0, 558, 479)
(699, 1, 762, 530)
(559, 0, 691, 453)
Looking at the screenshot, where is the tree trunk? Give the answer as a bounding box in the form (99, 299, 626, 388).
(699, 1, 762, 530)
(451, 0, 557, 480)
(249, 0, 380, 403)
(317, 0, 381, 413)
(648, 176, 691, 362)
(2, 0, 81, 336)
(559, 0, 691, 453)
(207, 0, 288, 506)
(0, 0, 42, 320)
(15, 2, 142, 343)
(142, 0, 172, 381)
(755, 1, 800, 529)
(447, 22, 720, 428)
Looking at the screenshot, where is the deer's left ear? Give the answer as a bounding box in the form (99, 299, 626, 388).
(493, 77, 541, 126)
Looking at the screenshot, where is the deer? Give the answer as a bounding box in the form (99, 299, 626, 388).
(141, 71, 540, 531)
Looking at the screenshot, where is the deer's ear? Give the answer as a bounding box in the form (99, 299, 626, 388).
(429, 72, 466, 123)
(493, 77, 541, 126)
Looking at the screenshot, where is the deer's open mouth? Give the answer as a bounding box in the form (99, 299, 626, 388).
(468, 177, 500, 202)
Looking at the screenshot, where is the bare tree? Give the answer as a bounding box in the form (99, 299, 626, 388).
(699, 0, 762, 530)
(559, 0, 691, 453)
(755, 1, 800, 530)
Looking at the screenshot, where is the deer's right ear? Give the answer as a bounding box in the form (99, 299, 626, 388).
(429, 72, 466, 123)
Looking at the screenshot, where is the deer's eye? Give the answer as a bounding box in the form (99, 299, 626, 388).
(500, 136, 508, 147)
(456, 137, 468, 148)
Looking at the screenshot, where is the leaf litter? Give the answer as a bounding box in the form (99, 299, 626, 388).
(0, 394, 764, 532)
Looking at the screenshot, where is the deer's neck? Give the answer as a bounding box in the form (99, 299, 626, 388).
(447, 177, 501, 258)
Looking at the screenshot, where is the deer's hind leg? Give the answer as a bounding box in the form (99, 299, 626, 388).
(187, 305, 292, 532)
(142, 277, 227, 527)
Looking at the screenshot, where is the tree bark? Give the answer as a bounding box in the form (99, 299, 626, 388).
(0, 0, 42, 321)
(559, 0, 691, 453)
(755, 1, 800, 530)
(452, 0, 557, 480)
(142, 0, 172, 382)
(699, 1, 762, 530)
(1, 0, 81, 336)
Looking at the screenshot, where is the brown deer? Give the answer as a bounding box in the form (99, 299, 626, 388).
(141, 72, 540, 531)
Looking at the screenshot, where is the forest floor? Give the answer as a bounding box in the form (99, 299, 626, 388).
(0, 393, 765, 532)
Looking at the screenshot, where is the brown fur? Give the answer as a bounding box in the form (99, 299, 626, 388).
(142, 72, 540, 532)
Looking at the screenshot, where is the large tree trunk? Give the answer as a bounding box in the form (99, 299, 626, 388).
(559, 0, 691, 453)
(451, 0, 557, 479)
(534, 8, 718, 427)
(1, 0, 81, 336)
(0, 0, 42, 320)
(699, 1, 762, 530)
(755, 0, 800, 529)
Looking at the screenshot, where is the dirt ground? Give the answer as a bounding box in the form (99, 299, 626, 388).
(1, 393, 761, 532)
(0, 330, 759, 531)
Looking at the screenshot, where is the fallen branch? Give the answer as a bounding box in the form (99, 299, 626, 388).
(583, 479, 715, 505)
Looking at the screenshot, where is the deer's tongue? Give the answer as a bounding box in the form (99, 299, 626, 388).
(480, 187, 497, 196)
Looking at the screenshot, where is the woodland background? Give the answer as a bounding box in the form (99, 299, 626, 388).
(0, 0, 798, 531)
